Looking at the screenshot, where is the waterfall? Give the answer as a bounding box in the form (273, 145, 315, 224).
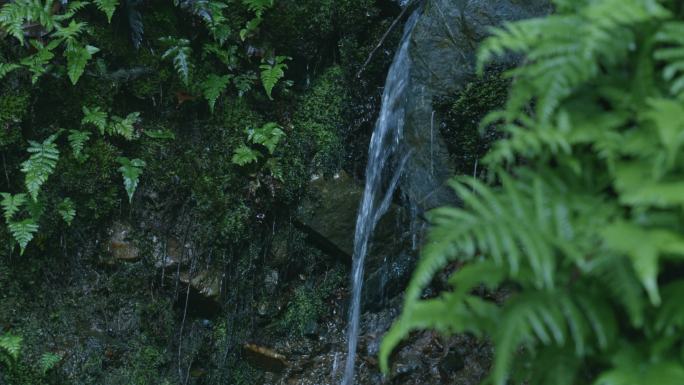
(342, 10, 420, 385)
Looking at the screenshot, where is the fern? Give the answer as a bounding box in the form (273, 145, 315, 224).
(0, 63, 20, 80)
(68, 129, 91, 159)
(381, 2, 684, 385)
(81, 106, 108, 134)
(0, 0, 56, 44)
(241, 0, 273, 17)
(0, 333, 22, 360)
(200, 74, 232, 112)
(109, 112, 140, 139)
(259, 56, 289, 100)
(8, 218, 39, 255)
(65, 44, 100, 85)
(117, 157, 145, 203)
(57, 198, 75, 225)
(21, 133, 60, 201)
(1, 193, 27, 223)
(93, 0, 118, 22)
(38, 352, 61, 373)
(231, 145, 260, 166)
(160, 37, 192, 85)
(19, 40, 56, 84)
(247, 122, 284, 154)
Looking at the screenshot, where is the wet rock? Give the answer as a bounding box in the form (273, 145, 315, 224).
(179, 269, 222, 299)
(153, 237, 193, 269)
(302, 320, 320, 339)
(400, 0, 552, 212)
(244, 343, 289, 372)
(107, 222, 140, 261)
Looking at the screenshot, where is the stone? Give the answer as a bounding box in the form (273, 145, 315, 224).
(108, 222, 140, 261)
(244, 343, 288, 372)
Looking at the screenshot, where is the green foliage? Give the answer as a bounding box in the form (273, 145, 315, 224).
(0, 0, 55, 44)
(68, 129, 91, 160)
(57, 198, 76, 225)
(381, 1, 684, 385)
(21, 133, 60, 202)
(0, 333, 23, 360)
(38, 352, 61, 374)
(201, 74, 232, 112)
(109, 112, 140, 139)
(81, 106, 108, 134)
(8, 219, 39, 255)
(247, 122, 284, 154)
(259, 56, 290, 100)
(65, 44, 100, 85)
(0, 63, 20, 80)
(117, 157, 146, 203)
(93, 0, 118, 22)
(231, 145, 260, 165)
(1, 193, 27, 223)
(160, 37, 192, 85)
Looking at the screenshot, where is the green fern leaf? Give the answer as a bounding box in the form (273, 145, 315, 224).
(0, 333, 22, 360)
(0, 63, 20, 80)
(109, 112, 140, 139)
(0, 0, 56, 44)
(57, 198, 76, 226)
(38, 352, 61, 373)
(81, 106, 108, 134)
(241, 0, 273, 17)
(0, 193, 27, 223)
(65, 44, 100, 85)
(93, 0, 118, 22)
(8, 218, 39, 254)
(117, 157, 145, 203)
(19, 40, 55, 84)
(21, 133, 60, 201)
(68, 129, 91, 159)
(231, 145, 260, 166)
(259, 56, 290, 100)
(52, 19, 87, 48)
(160, 37, 192, 85)
(143, 129, 175, 140)
(247, 122, 284, 154)
(200, 74, 232, 112)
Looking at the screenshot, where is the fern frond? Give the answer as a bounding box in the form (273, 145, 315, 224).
(231, 145, 260, 165)
(81, 106, 108, 134)
(8, 218, 39, 254)
(160, 37, 192, 85)
(0, 193, 27, 223)
(259, 56, 289, 100)
(200, 74, 232, 112)
(38, 352, 61, 373)
(65, 44, 100, 85)
(19, 40, 55, 84)
(108, 112, 139, 139)
(57, 198, 75, 225)
(0, 0, 55, 43)
(93, 0, 118, 22)
(117, 157, 145, 203)
(247, 122, 284, 154)
(655, 21, 684, 97)
(0, 333, 22, 360)
(0, 63, 20, 80)
(21, 133, 60, 201)
(241, 0, 273, 17)
(52, 19, 87, 48)
(67, 129, 91, 159)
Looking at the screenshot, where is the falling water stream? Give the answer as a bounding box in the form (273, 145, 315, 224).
(342, 10, 420, 385)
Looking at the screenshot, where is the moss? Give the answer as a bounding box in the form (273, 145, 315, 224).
(0, 90, 30, 148)
(437, 71, 510, 175)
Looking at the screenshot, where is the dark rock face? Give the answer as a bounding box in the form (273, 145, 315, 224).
(401, 0, 552, 212)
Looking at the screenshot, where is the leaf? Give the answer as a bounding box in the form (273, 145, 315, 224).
(8, 218, 39, 255)
(0, 333, 22, 360)
(65, 44, 100, 84)
(259, 56, 290, 99)
(117, 157, 145, 203)
(109, 112, 140, 139)
(231, 145, 260, 166)
(0, 193, 27, 223)
(143, 129, 175, 140)
(0, 63, 20, 80)
(160, 37, 192, 85)
(93, 0, 118, 22)
(21, 133, 60, 201)
(20, 41, 55, 84)
(38, 352, 61, 373)
(247, 122, 284, 154)
(200, 74, 232, 112)
(57, 198, 76, 225)
(68, 129, 91, 159)
(81, 106, 108, 134)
